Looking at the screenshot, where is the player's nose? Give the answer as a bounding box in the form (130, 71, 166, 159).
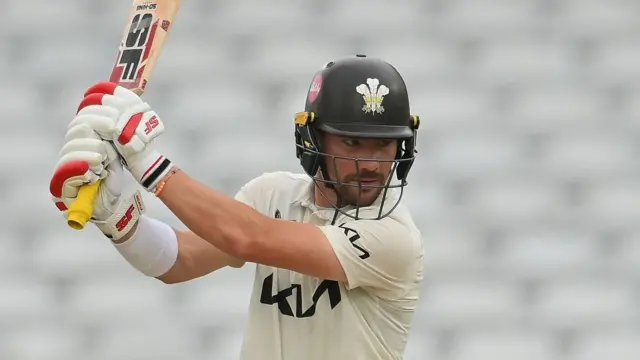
(355, 158, 379, 171)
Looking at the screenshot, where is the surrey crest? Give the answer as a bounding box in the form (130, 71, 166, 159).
(356, 78, 389, 115)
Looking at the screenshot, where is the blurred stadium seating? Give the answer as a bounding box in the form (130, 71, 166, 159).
(1, 0, 638, 359)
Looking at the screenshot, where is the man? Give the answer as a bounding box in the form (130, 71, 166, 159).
(50, 54, 424, 360)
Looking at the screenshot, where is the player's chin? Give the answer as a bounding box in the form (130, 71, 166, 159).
(342, 188, 380, 207)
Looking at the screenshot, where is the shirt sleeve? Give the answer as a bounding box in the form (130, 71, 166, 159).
(233, 172, 284, 211)
(233, 176, 263, 208)
(234, 186, 255, 207)
(318, 218, 420, 299)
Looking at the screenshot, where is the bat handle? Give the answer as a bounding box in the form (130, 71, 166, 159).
(67, 180, 102, 230)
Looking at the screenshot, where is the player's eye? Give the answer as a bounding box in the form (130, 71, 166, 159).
(377, 140, 393, 147)
(343, 139, 360, 147)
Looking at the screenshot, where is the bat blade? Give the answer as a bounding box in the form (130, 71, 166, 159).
(109, 0, 183, 95)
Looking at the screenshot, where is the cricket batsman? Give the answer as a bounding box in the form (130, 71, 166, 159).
(49, 55, 424, 360)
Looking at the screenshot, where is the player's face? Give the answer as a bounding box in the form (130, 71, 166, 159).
(323, 134, 398, 206)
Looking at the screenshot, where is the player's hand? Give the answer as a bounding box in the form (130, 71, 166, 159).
(71, 81, 173, 193)
(49, 124, 145, 240)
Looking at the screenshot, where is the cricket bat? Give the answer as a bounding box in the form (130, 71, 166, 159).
(67, 0, 183, 230)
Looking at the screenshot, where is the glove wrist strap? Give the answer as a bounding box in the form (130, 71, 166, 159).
(129, 150, 174, 192)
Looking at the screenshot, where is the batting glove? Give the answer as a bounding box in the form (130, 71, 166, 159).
(49, 124, 145, 240)
(70, 81, 174, 193)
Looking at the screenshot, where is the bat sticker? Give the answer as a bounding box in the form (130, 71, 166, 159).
(111, 12, 158, 85)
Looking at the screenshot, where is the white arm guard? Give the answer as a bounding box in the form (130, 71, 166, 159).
(112, 215, 179, 278)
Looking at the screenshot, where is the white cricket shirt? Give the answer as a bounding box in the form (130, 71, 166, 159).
(233, 171, 424, 360)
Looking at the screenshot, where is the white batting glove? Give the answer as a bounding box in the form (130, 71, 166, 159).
(70, 81, 174, 193)
(49, 124, 145, 240)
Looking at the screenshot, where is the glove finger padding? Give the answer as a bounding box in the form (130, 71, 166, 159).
(50, 159, 101, 214)
(76, 83, 153, 144)
(54, 160, 123, 222)
(65, 123, 101, 143)
(58, 138, 108, 162)
(83, 81, 142, 104)
(78, 85, 141, 117)
(50, 134, 120, 216)
(68, 111, 118, 140)
(55, 139, 109, 200)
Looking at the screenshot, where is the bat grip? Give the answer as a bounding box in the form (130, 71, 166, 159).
(67, 180, 102, 230)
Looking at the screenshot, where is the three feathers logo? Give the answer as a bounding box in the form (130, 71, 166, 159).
(356, 78, 389, 115)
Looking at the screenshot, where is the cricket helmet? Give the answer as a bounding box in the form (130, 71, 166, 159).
(294, 54, 420, 221)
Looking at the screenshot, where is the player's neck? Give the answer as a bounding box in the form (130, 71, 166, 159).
(311, 172, 338, 208)
(312, 182, 338, 208)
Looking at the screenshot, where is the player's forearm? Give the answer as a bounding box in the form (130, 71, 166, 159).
(157, 170, 266, 259)
(157, 229, 244, 283)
